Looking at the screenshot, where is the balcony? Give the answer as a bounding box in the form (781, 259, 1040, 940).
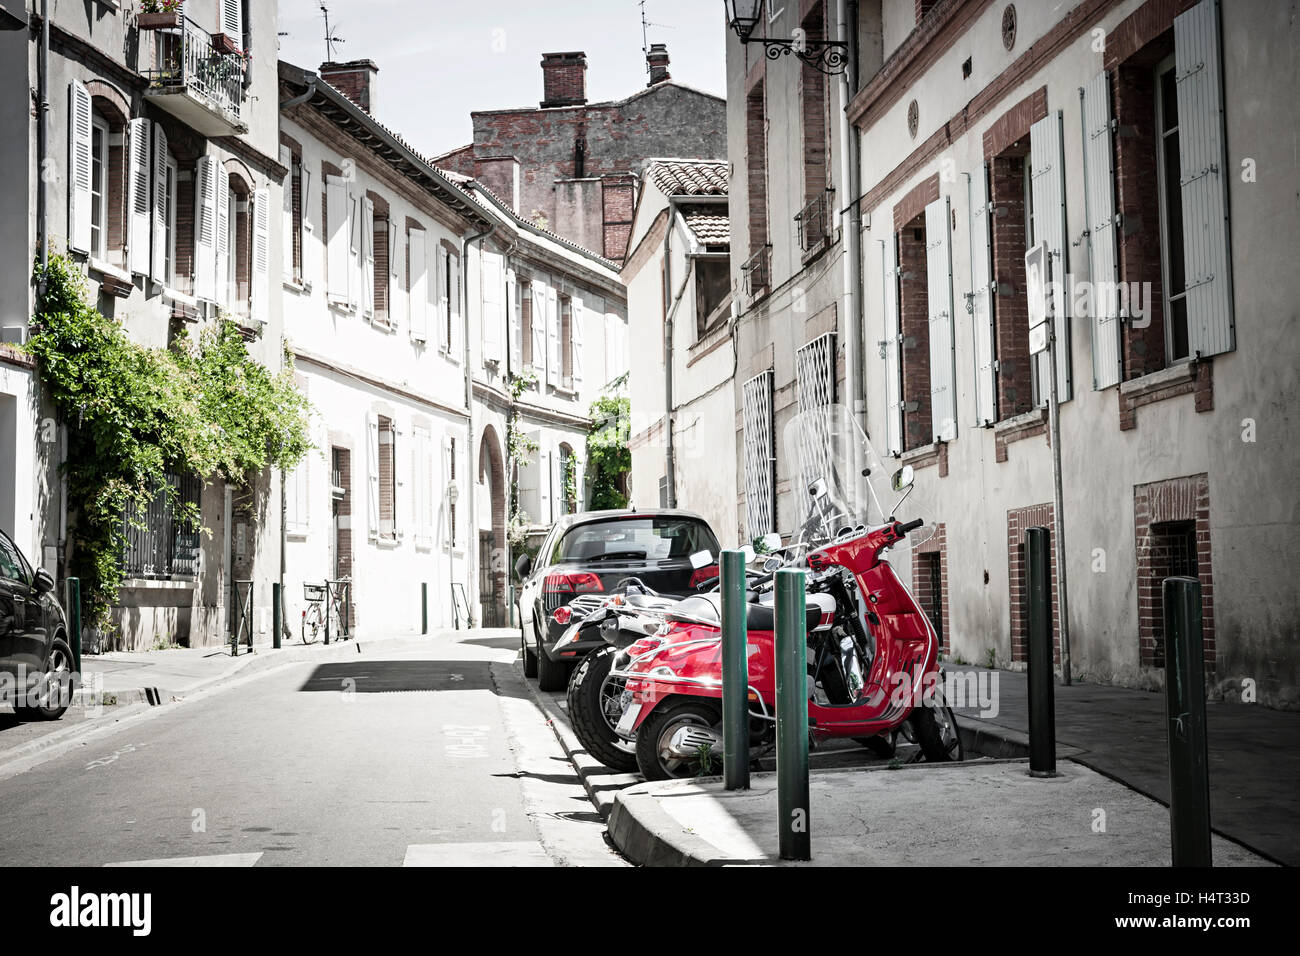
(795, 189, 835, 257)
(142, 17, 248, 136)
(742, 245, 771, 302)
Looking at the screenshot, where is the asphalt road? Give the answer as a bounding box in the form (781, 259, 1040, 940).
(0, 633, 624, 867)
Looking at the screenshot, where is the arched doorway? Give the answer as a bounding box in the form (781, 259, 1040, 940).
(477, 425, 507, 627)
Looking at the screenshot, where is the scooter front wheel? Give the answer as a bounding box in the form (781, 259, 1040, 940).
(567, 647, 639, 772)
(635, 699, 724, 781)
(909, 701, 964, 762)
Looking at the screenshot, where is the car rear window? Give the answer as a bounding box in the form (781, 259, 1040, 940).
(552, 517, 718, 564)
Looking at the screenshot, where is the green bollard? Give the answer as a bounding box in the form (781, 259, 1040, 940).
(422, 582, 428, 635)
(272, 583, 282, 650)
(66, 577, 82, 680)
(720, 549, 749, 791)
(1164, 576, 1212, 867)
(1025, 526, 1057, 777)
(775, 568, 811, 861)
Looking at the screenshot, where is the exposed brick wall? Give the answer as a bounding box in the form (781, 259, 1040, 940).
(174, 164, 196, 287)
(1103, 0, 1198, 71)
(231, 177, 251, 312)
(746, 82, 768, 254)
(541, 52, 587, 107)
(913, 523, 949, 655)
(981, 86, 1047, 160)
(320, 60, 378, 114)
(647, 43, 671, 86)
(601, 175, 636, 263)
(892, 173, 939, 233)
(990, 152, 1035, 419)
(994, 408, 1047, 463)
(897, 216, 932, 451)
(916, 0, 941, 23)
(106, 130, 126, 265)
(1007, 503, 1059, 665)
(1134, 473, 1214, 671)
(801, 2, 829, 205)
(1119, 358, 1215, 430)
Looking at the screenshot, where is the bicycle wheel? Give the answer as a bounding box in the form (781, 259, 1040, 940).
(302, 607, 321, 644)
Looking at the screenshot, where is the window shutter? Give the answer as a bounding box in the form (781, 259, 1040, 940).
(151, 123, 169, 282)
(925, 196, 958, 444)
(441, 435, 455, 548)
(516, 434, 541, 525)
(1030, 110, 1073, 402)
(969, 163, 997, 424)
(1175, 0, 1234, 358)
(508, 269, 523, 370)
(574, 457, 585, 512)
(220, 0, 243, 41)
(361, 196, 375, 318)
(531, 281, 547, 376)
(409, 227, 427, 341)
(393, 423, 405, 539)
(214, 163, 230, 305)
(450, 250, 463, 358)
(366, 412, 380, 540)
(546, 285, 560, 386)
(482, 249, 503, 363)
(436, 247, 450, 351)
(571, 294, 585, 388)
(193, 157, 217, 301)
(68, 81, 93, 255)
(251, 187, 270, 323)
(301, 167, 315, 287)
(326, 175, 350, 305)
(348, 191, 361, 309)
(127, 118, 151, 275)
(881, 236, 903, 457)
(279, 145, 293, 281)
(388, 219, 401, 318)
(547, 451, 559, 525)
(1080, 71, 1122, 389)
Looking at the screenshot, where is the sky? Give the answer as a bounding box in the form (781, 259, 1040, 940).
(277, 0, 729, 160)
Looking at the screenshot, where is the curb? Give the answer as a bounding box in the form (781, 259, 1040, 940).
(607, 785, 764, 867)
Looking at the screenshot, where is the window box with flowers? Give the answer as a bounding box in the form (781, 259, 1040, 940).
(138, 0, 183, 30)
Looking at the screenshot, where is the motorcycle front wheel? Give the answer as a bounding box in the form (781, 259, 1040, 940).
(635, 699, 723, 781)
(908, 700, 964, 762)
(566, 647, 638, 772)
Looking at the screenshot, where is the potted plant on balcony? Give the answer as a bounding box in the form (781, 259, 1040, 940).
(138, 0, 183, 30)
(212, 31, 242, 55)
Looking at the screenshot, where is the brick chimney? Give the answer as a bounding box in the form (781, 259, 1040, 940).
(540, 52, 587, 108)
(646, 43, 670, 86)
(320, 60, 379, 114)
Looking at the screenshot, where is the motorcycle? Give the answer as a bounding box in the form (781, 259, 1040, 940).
(608, 403, 964, 780)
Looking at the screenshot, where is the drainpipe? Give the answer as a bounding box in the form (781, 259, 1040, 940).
(462, 221, 494, 624)
(279, 77, 319, 110)
(662, 206, 676, 508)
(37, 1, 49, 277)
(837, 0, 865, 423)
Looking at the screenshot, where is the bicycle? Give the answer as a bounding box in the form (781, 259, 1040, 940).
(301, 583, 338, 644)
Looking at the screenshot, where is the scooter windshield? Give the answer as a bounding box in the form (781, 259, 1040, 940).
(782, 404, 933, 555)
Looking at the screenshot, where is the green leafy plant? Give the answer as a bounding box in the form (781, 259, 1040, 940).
(505, 371, 539, 547)
(985, 647, 997, 669)
(586, 394, 629, 510)
(562, 452, 578, 512)
(27, 254, 310, 628)
(141, 0, 183, 13)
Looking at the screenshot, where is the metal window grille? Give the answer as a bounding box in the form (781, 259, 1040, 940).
(742, 245, 771, 299)
(120, 473, 202, 579)
(742, 370, 775, 539)
(795, 333, 837, 499)
(794, 189, 834, 252)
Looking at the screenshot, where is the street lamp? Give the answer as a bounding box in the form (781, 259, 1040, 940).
(723, 0, 849, 75)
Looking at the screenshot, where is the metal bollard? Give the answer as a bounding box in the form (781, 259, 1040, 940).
(775, 568, 811, 861)
(324, 580, 331, 646)
(1164, 576, 1212, 867)
(272, 583, 282, 650)
(720, 549, 749, 791)
(343, 583, 351, 639)
(422, 582, 428, 635)
(66, 577, 82, 679)
(1025, 526, 1057, 777)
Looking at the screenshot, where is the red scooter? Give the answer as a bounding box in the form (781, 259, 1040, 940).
(609, 404, 963, 780)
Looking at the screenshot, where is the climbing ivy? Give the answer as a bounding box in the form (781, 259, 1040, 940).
(26, 254, 311, 625)
(505, 370, 538, 547)
(586, 394, 630, 510)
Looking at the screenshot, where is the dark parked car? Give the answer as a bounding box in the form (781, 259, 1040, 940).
(0, 529, 72, 720)
(514, 510, 721, 690)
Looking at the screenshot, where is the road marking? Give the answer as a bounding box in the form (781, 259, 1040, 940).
(402, 842, 553, 867)
(442, 723, 490, 758)
(84, 744, 141, 770)
(105, 852, 263, 867)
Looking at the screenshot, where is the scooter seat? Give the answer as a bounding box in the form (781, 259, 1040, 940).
(671, 592, 831, 633)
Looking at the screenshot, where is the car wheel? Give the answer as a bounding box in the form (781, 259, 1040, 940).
(536, 627, 568, 692)
(521, 626, 538, 678)
(16, 637, 74, 721)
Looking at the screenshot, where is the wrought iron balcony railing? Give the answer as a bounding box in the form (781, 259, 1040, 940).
(143, 16, 246, 130)
(742, 244, 771, 300)
(795, 189, 835, 252)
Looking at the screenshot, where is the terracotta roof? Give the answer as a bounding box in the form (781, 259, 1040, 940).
(683, 211, 730, 247)
(645, 159, 728, 198)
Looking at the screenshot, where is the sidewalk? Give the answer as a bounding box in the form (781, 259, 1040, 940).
(603, 667, 1298, 867)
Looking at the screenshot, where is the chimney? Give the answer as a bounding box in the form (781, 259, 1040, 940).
(540, 52, 587, 108)
(320, 59, 379, 114)
(646, 43, 670, 86)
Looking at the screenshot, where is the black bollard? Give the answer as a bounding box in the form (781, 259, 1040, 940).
(1025, 526, 1056, 777)
(1163, 576, 1212, 867)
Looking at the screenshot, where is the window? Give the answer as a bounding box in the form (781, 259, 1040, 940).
(0, 534, 28, 585)
(800, 1, 829, 234)
(1155, 55, 1190, 363)
(519, 278, 534, 368)
(897, 217, 932, 452)
(162, 155, 177, 285)
(742, 370, 775, 538)
(372, 205, 389, 324)
(377, 415, 395, 538)
(119, 473, 202, 580)
(90, 116, 109, 259)
(988, 149, 1035, 419)
(550, 516, 719, 564)
(745, 82, 768, 256)
(559, 294, 573, 387)
(448, 435, 457, 546)
(695, 259, 730, 337)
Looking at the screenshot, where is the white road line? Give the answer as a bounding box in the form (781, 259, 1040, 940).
(105, 852, 264, 867)
(402, 842, 554, 867)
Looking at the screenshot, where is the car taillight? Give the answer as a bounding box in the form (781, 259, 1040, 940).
(689, 564, 719, 588)
(552, 606, 573, 626)
(543, 572, 604, 594)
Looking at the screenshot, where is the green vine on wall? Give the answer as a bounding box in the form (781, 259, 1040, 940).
(505, 370, 538, 548)
(26, 254, 311, 626)
(586, 394, 630, 510)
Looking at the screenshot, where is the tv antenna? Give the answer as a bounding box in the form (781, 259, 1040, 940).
(639, 1, 675, 61)
(320, 3, 346, 62)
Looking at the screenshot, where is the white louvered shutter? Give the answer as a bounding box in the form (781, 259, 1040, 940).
(214, 163, 230, 305)
(925, 196, 957, 443)
(436, 247, 451, 351)
(1175, 0, 1234, 358)
(127, 118, 151, 275)
(366, 412, 380, 540)
(571, 294, 585, 388)
(970, 164, 997, 424)
(517, 434, 540, 524)
(409, 227, 428, 341)
(251, 188, 269, 323)
(482, 249, 503, 364)
(531, 282, 547, 376)
(546, 286, 560, 386)
(361, 196, 375, 318)
(508, 270, 523, 370)
(68, 81, 93, 255)
(881, 237, 903, 457)
(1082, 70, 1122, 389)
(301, 167, 315, 287)
(193, 157, 217, 301)
(441, 436, 456, 548)
(151, 124, 169, 282)
(348, 191, 361, 309)
(326, 175, 350, 305)
(220, 0, 243, 40)
(548, 451, 559, 525)
(279, 146, 293, 281)
(1030, 111, 1072, 402)
(388, 220, 401, 325)
(449, 250, 463, 358)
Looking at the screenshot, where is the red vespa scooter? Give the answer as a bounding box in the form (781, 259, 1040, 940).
(610, 404, 963, 780)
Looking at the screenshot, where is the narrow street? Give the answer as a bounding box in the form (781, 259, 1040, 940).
(0, 633, 623, 867)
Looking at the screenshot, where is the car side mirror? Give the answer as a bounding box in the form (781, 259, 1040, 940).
(33, 569, 55, 594)
(514, 553, 532, 581)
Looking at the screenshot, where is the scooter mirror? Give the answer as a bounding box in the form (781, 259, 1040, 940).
(763, 557, 783, 573)
(759, 532, 783, 554)
(891, 465, 915, 493)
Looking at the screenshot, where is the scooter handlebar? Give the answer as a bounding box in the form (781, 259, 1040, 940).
(895, 518, 925, 536)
